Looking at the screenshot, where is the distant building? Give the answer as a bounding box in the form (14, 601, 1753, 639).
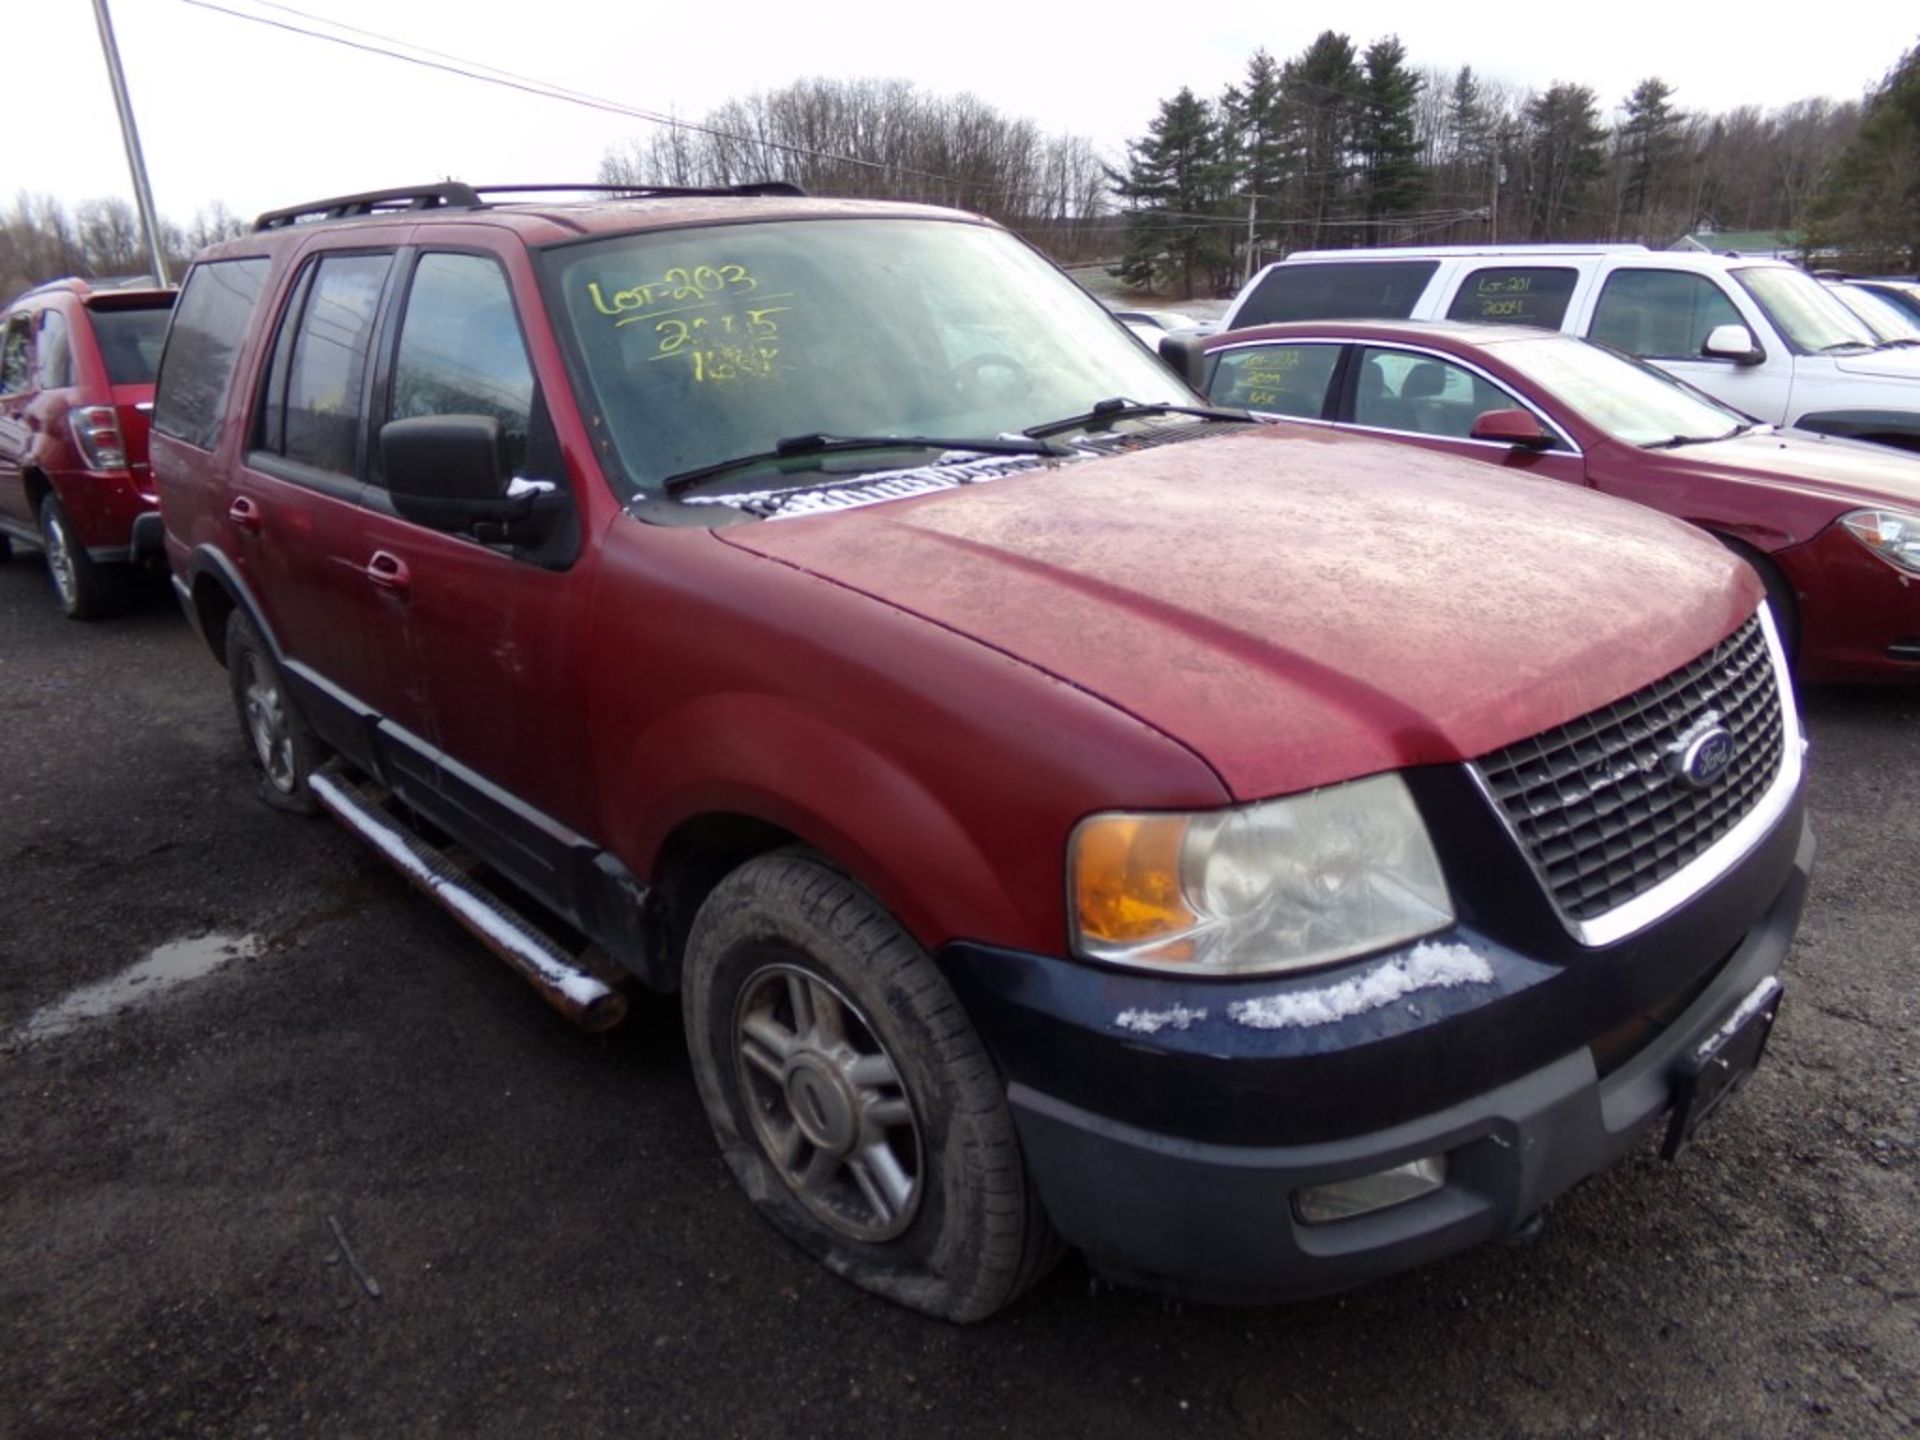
(1668, 222, 1803, 261)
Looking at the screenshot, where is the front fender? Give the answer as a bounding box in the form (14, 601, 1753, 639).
(613, 691, 1035, 953)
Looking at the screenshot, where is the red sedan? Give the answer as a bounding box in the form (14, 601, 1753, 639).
(1197, 320, 1920, 682)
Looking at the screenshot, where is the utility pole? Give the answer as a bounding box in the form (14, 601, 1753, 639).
(89, 0, 169, 284)
(1245, 190, 1258, 286)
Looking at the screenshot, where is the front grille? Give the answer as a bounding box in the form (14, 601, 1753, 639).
(1473, 615, 1784, 925)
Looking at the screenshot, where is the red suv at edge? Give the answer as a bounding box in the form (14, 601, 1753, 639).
(150, 183, 1813, 1321)
(0, 277, 175, 617)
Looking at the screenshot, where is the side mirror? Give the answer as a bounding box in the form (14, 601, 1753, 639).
(382, 415, 522, 531)
(1701, 325, 1764, 365)
(1469, 407, 1553, 449)
(1158, 331, 1211, 393)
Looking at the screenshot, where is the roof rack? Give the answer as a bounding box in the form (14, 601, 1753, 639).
(252, 180, 807, 232)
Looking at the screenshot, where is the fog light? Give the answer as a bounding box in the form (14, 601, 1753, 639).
(1293, 1155, 1447, 1224)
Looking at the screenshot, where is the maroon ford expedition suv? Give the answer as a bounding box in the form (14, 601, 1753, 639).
(151, 183, 1813, 1321)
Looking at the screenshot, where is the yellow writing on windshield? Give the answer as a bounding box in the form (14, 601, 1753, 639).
(587, 263, 758, 316)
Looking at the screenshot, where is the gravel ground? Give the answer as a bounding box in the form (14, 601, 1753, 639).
(0, 550, 1915, 1439)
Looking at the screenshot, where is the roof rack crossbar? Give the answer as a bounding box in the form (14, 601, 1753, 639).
(253, 182, 484, 232)
(470, 181, 807, 201)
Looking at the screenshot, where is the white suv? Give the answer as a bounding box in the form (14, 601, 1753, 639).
(1222, 245, 1920, 451)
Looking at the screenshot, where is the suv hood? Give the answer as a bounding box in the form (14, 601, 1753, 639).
(719, 425, 1758, 801)
(1831, 345, 1920, 380)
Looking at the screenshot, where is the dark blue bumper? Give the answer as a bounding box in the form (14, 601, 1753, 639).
(936, 811, 1813, 1304)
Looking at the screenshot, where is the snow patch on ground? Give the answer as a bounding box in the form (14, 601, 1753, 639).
(1225, 941, 1494, 1031)
(1115, 1004, 1208, 1035)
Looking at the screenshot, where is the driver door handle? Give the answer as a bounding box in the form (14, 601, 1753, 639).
(365, 550, 411, 594)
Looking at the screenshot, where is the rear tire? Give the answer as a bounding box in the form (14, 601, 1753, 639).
(38, 494, 128, 619)
(682, 852, 1059, 1322)
(224, 609, 323, 814)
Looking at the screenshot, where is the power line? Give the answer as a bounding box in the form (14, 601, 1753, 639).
(172, 0, 954, 185)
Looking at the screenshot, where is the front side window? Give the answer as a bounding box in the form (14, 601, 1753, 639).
(390, 253, 536, 473)
(1733, 267, 1877, 353)
(154, 258, 270, 449)
(1352, 347, 1521, 439)
(274, 254, 393, 475)
(34, 310, 72, 388)
(543, 218, 1188, 495)
(90, 305, 173, 384)
(1589, 270, 1741, 360)
(1235, 261, 1437, 326)
(1446, 267, 1578, 329)
(1, 316, 35, 394)
(1206, 343, 1341, 418)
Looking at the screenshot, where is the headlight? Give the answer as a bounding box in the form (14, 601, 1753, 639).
(1841, 508, 1920, 575)
(1069, 773, 1454, 977)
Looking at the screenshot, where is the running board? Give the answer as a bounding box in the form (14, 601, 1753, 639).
(309, 763, 629, 1033)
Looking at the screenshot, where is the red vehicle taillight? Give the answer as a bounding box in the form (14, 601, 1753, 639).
(70, 406, 129, 471)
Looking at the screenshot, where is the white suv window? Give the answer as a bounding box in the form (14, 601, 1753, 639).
(1446, 267, 1579, 329)
(1590, 270, 1742, 360)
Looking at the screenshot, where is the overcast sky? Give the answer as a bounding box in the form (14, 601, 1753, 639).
(15, 0, 1917, 227)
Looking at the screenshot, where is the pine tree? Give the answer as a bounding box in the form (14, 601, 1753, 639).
(1282, 32, 1362, 246)
(1111, 87, 1231, 295)
(1358, 37, 1425, 225)
(1618, 78, 1685, 229)
(1222, 50, 1288, 273)
(1524, 83, 1608, 239)
(1816, 42, 1920, 268)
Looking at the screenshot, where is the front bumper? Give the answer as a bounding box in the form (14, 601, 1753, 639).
(938, 814, 1812, 1304)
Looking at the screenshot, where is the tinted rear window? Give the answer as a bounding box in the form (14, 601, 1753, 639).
(90, 306, 173, 384)
(154, 259, 270, 449)
(1236, 261, 1438, 325)
(1445, 267, 1578, 329)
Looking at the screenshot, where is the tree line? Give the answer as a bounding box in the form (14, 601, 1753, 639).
(598, 77, 1113, 260)
(1112, 31, 1912, 296)
(0, 195, 245, 302)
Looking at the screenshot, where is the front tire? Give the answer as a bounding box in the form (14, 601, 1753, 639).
(224, 609, 323, 814)
(38, 494, 127, 619)
(683, 852, 1058, 1322)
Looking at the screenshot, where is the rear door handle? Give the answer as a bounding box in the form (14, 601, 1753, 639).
(229, 496, 263, 533)
(365, 550, 411, 594)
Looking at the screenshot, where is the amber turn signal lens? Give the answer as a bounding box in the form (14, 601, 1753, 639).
(1072, 814, 1198, 948)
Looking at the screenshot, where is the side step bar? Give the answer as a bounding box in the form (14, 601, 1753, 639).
(309, 763, 628, 1033)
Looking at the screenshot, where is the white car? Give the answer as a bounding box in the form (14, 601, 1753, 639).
(1222, 245, 1920, 452)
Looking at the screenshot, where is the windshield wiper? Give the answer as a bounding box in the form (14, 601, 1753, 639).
(662, 433, 1071, 496)
(1023, 396, 1250, 439)
(1642, 423, 1752, 450)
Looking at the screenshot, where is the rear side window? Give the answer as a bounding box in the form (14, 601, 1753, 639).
(1446, 267, 1578, 329)
(1206, 343, 1341, 418)
(154, 258, 270, 449)
(1352, 347, 1529, 441)
(262, 253, 394, 476)
(389, 253, 535, 473)
(90, 307, 173, 384)
(34, 310, 72, 388)
(1, 316, 33, 393)
(1589, 270, 1741, 360)
(1236, 262, 1438, 325)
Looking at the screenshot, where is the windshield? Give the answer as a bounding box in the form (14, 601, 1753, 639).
(1732, 267, 1878, 353)
(1501, 334, 1750, 445)
(1826, 283, 1920, 342)
(542, 218, 1191, 495)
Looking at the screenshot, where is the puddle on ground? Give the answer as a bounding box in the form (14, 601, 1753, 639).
(18, 932, 265, 1042)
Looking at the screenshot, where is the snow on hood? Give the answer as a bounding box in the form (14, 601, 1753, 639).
(720, 423, 1759, 800)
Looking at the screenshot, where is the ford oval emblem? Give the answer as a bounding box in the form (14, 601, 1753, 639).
(1674, 727, 1737, 790)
